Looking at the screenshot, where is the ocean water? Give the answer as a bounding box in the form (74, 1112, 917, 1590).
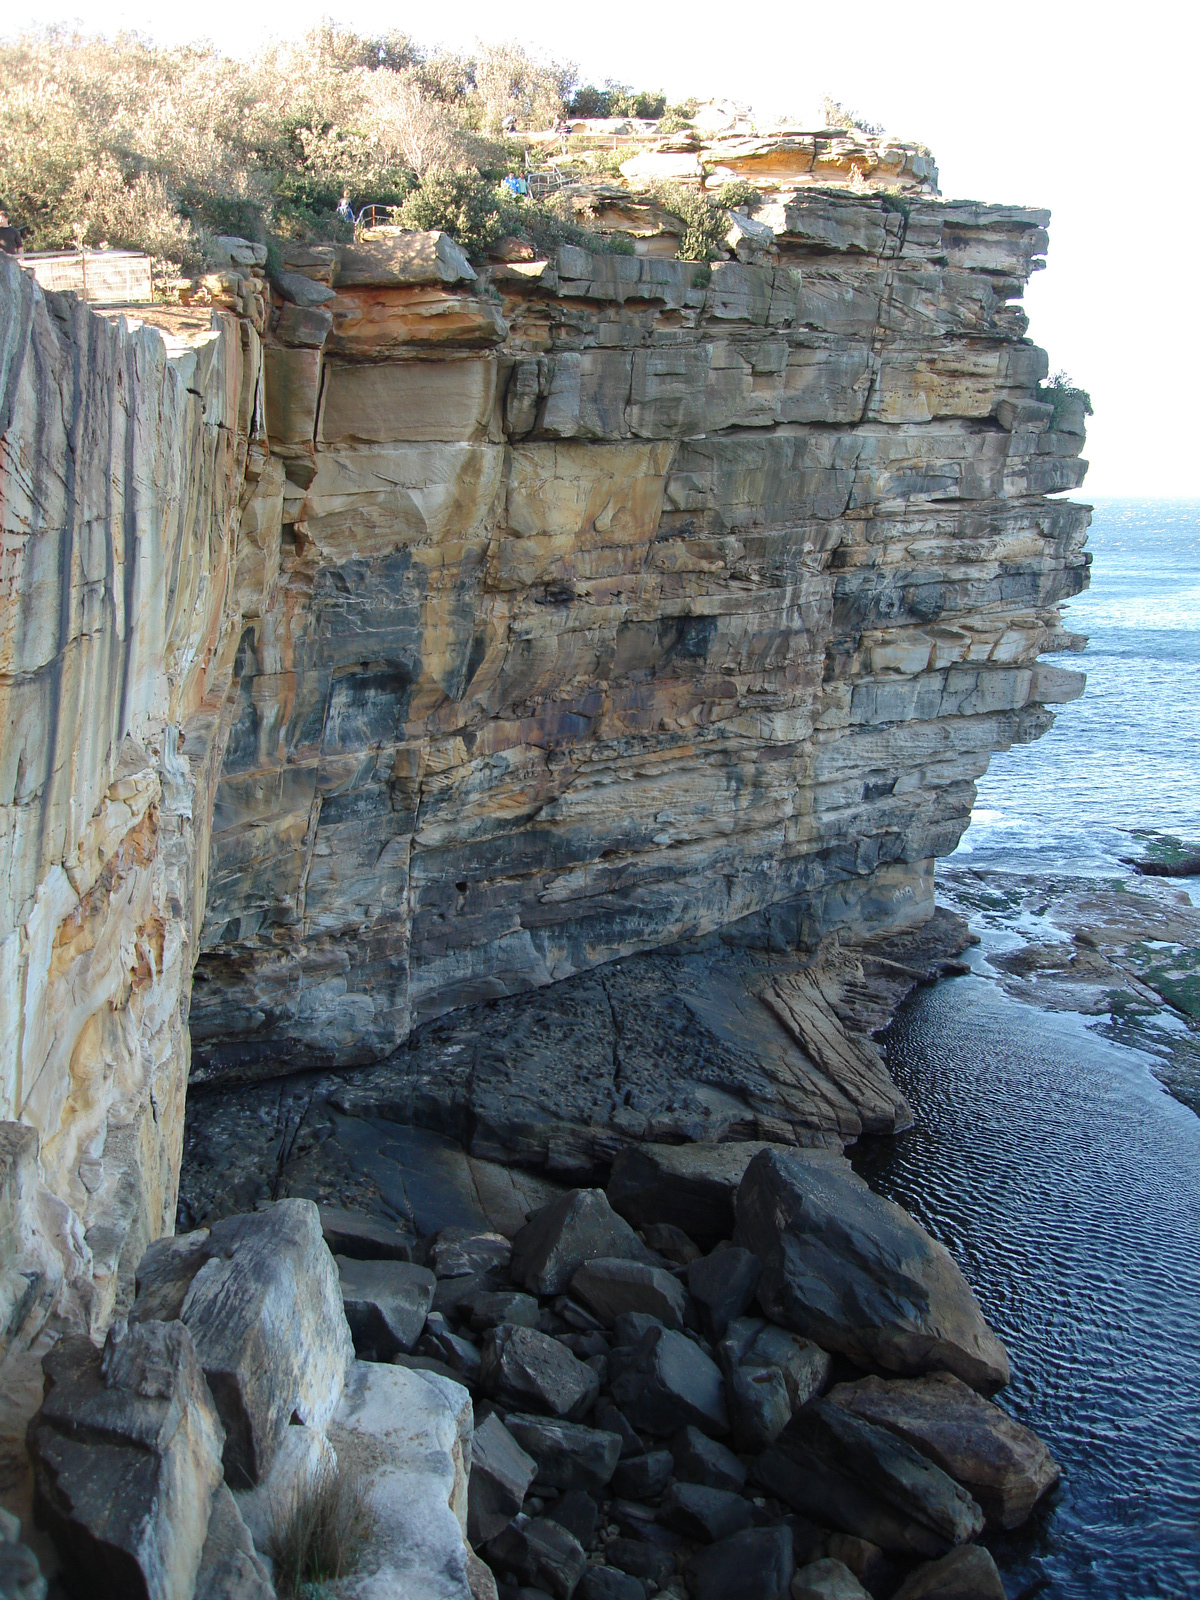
(858, 499, 1200, 1597)
(957, 497, 1200, 873)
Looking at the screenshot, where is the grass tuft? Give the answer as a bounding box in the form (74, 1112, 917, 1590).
(267, 1458, 374, 1599)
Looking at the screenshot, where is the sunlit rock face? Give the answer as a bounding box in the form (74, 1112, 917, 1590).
(190, 193, 1088, 1077)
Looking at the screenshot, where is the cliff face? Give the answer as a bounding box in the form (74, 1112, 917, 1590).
(190, 196, 1087, 1078)
(0, 164, 1088, 1349)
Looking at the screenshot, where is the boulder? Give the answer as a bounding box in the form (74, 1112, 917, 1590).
(193, 1484, 273, 1600)
(889, 1544, 1006, 1600)
(481, 1325, 600, 1419)
(658, 1481, 753, 1544)
(733, 1152, 1009, 1391)
(610, 1327, 729, 1438)
(671, 1426, 746, 1492)
(641, 1223, 702, 1266)
(825, 1535, 894, 1598)
(607, 1142, 797, 1249)
(570, 1260, 688, 1331)
(687, 1247, 761, 1340)
(320, 1206, 414, 1261)
(730, 1322, 832, 1411)
(511, 1191, 657, 1296)
(132, 1201, 353, 1486)
(791, 1558, 872, 1600)
(463, 1288, 542, 1332)
(728, 1363, 792, 1452)
(604, 1538, 676, 1587)
(546, 1489, 600, 1549)
(338, 1256, 436, 1358)
(828, 1371, 1059, 1528)
(486, 1515, 587, 1600)
(754, 1401, 984, 1558)
(0, 1532, 45, 1600)
(430, 1228, 513, 1278)
(27, 1323, 224, 1600)
(274, 269, 336, 307)
(504, 1415, 622, 1493)
(595, 1398, 644, 1459)
(686, 1524, 794, 1600)
(579, 1567, 646, 1600)
(419, 1312, 483, 1382)
(611, 1450, 674, 1500)
(469, 1414, 538, 1546)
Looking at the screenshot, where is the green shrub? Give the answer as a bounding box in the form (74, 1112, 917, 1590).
(1038, 370, 1093, 425)
(717, 179, 761, 213)
(567, 81, 666, 120)
(653, 183, 730, 261)
(398, 169, 508, 258)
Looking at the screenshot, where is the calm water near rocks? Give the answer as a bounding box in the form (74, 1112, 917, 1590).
(858, 499, 1200, 1598)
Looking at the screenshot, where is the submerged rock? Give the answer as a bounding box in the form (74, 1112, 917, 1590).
(734, 1151, 1010, 1391)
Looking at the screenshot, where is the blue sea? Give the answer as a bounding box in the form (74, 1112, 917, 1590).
(860, 500, 1200, 1600)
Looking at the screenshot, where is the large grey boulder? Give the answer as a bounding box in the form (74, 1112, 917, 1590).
(686, 1247, 760, 1340)
(754, 1400, 984, 1558)
(320, 1205, 414, 1261)
(607, 1141, 802, 1248)
(670, 1426, 745, 1492)
(511, 1190, 657, 1296)
(828, 1370, 1059, 1528)
(480, 1324, 600, 1418)
(132, 1201, 353, 1486)
(193, 1484, 274, 1600)
(504, 1414, 622, 1493)
(720, 1318, 832, 1410)
(337, 1256, 436, 1357)
(610, 1326, 728, 1437)
(27, 1322, 225, 1600)
(791, 1558, 872, 1600)
(485, 1514, 587, 1600)
(890, 1544, 1007, 1600)
(727, 1363, 792, 1451)
(733, 1151, 1010, 1391)
(658, 1481, 752, 1543)
(468, 1414, 538, 1546)
(686, 1524, 794, 1600)
(570, 1259, 687, 1330)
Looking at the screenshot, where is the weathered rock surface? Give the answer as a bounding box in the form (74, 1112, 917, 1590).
(571, 1259, 687, 1330)
(468, 1413, 538, 1546)
(659, 1480, 753, 1543)
(485, 1514, 587, 1600)
(503, 1414, 622, 1493)
(337, 1255, 436, 1357)
(889, 1543, 1007, 1600)
(193, 1484, 273, 1600)
(26, 1322, 225, 1600)
(610, 1325, 729, 1437)
(671, 1425, 746, 1492)
(829, 1370, 1058, 1528)
(512, 1191, 657, 1295)
(131, 1200, 352, 1485)
(734, 1150, 1009, 1389)
(686, 1524, 794, 1600)
(721, 1318, 833, 1411)
(791, 1558, 872, 1600)
(756, 1400, 984, 1557)
(687, 1246, 761, 1340)
(480, 1324, 600, 1418)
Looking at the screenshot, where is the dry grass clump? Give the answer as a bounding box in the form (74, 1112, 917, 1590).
(267, 1458, 374, 1598)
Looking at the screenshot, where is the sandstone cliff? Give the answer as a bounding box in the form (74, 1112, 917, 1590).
(0, 136, 1088, 1352)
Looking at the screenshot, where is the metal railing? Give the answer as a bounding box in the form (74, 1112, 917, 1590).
(353, 204, 403, 238)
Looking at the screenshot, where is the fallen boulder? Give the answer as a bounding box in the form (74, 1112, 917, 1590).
(468, 1413, 538, 1546)
(486, 1514, 587, 1600)
(570, 1259, 687, 1330)
(579, 1565, 647, 1600)
(607, 1142, 804, 1249)
(546, 1489, 600, 1549)
(733, 1151, 1009, 1391)
(193, 1484, 273, 1600)
(611, 1449, 673, 1499)
(671, 1426, 746, 1492)
(504, 1414, 623, 1493)
(511, 1190, 657, 1296)
(687, 1247, 761, 1341)
(480, 1324, 600, 1418)
(610, 1326, 729, 1437)
(791, 1558, 872, 1600)
(319, 1206, 415, 1261)
(338, 1256, 436, 1357)
(890, 1543, 1007, 1600)
(686, 1524, 794, 1600)
(754, 1400, 984, 1557)
(658, 1481, 753, 1543)
(828, 1370, 1059, 1528)
(728, 1363, 792, 1452)
(27, 1322, 224, 1600)
(429, 1228, 513, 1278)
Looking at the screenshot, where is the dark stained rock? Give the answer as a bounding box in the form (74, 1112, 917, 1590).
(469, 1414, 538, 1546)
(612, 1313, 666, 1350)
(607, 1142, 798, 1250)
(545, 1490, 599, 1549)
(570, 1260, 687, 1331)
(417, 1314, 482, 1383)
(603, 1539, 676, 1587)
(658, 1481, 753, 1544)
(595, 1398, 644, 1459)
(337, 1256, 436, 1358)
(611, 1450, 674, 1500)
(728, 1363, 792, 1452)
(890, 1544, 1006, 1600)
(685, 1524, 795, 1600)
(671, 1426, 746, 1493)
(686, 1247, 761, 1340)
(27, 1323, 225, 1600)
(825, 1534, 895, 1599)
(465, 1288, 542, 1332)
(131, 1201, 353, 1486)
(733, 1151, 1010, 1391)
(828, 1371, 1059, 1529)
(512, 1191, 656, 1297)
(754, 1401, 984, 1558)
(578, 1567, 646, 1600)
(319, 1205, 415, 1261)
(486, 1515, 588, 1600)
(641, 1223, 702, 1266)
(791, 1558, 873, 1600)
(481, 1326, 601, 1419)
(721, 1320, 832, 1411)
(193, 1484, 273, 1600)
(430, 1228, 513, 1278)
(610, 1327, 729, 1438)
(504, 1415, 622, 1494)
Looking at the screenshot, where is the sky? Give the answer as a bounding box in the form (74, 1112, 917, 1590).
(19, 0, 1199, 495)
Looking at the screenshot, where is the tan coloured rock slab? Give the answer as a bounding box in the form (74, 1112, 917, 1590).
(828, 1370, 1059, 1528)
(263, 345, 321, 445)
(318, 358, 499, 444)
(335, 230, 476, 289)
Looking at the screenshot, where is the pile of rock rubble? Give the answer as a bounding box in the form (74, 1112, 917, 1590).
(15, 1144, 1057, 1600)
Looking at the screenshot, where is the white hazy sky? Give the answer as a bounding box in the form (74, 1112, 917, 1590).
(22, 0, 1198, 495)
